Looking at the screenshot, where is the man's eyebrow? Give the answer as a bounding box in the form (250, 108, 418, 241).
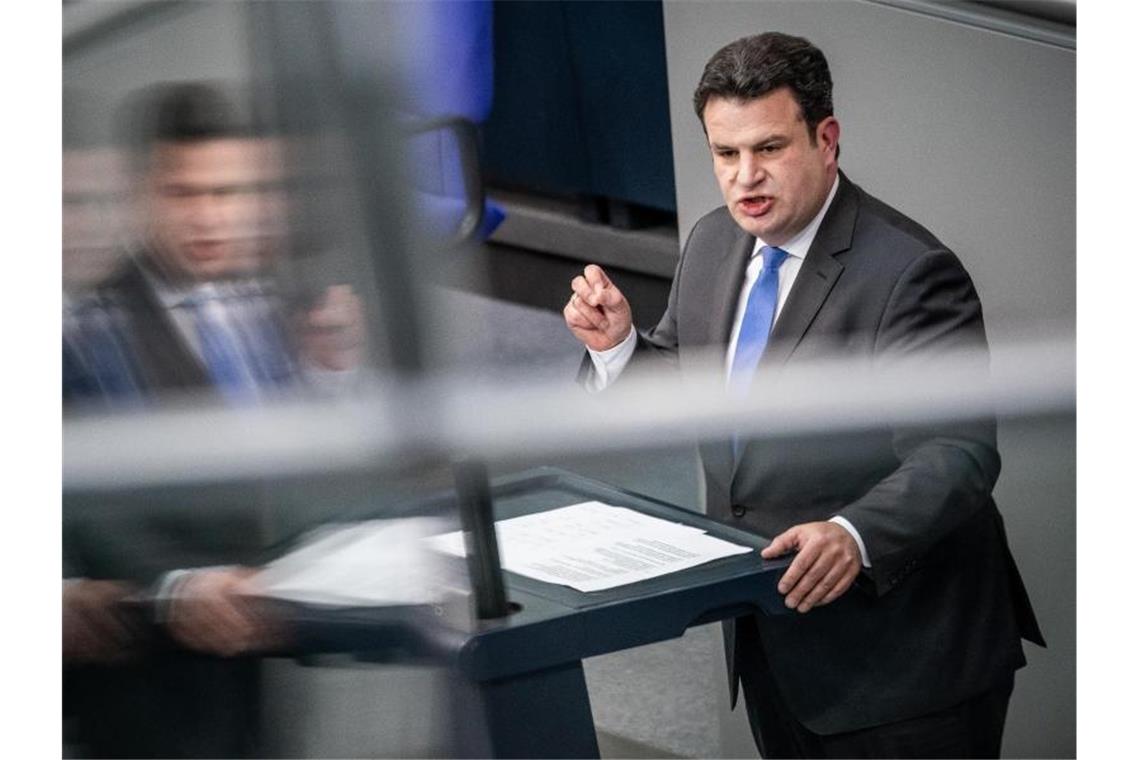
(709, 135, 786, 152)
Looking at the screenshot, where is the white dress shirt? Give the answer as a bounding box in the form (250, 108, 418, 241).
(584, 177, 870, 567)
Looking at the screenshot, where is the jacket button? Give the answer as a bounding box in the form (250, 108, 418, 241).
(731, 505, 746, 517)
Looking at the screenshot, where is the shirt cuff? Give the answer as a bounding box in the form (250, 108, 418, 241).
(584, 326, 637, 392)
(151, 566, 234, 623)
(829, 516, 871, 568)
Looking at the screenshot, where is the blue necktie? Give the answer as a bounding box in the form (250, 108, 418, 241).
(231, 296, 294, 389)
(728, 245, 789, 395)
(191, 295, 260, 404)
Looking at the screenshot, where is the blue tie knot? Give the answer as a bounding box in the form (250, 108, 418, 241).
(760, 245, 789, 272)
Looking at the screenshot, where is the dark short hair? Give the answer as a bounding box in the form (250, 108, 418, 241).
(693, 32, 834, 139)
(119, 81, 252, 173)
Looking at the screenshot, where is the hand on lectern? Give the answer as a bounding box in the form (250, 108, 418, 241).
(761, 521, 861, 614)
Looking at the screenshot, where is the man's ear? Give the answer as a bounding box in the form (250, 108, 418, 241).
(817, 116, 840, 164)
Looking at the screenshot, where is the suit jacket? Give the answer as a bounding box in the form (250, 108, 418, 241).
(64, 255, 302, 405)
(615, 172, 1043, 735)
(63, 257, 279, 757)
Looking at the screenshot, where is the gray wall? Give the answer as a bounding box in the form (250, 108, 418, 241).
(662, 1, 1075, 757)
(64, 2, 251, 138)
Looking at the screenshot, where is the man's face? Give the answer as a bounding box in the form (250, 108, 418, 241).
(140, 138, 272, 281)
(703, 88, 839, 247)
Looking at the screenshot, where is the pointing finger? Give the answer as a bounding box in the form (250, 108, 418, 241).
(583, 265, 611, 290)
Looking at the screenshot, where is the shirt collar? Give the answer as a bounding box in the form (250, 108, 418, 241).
(139, 256, 272, 309)
(137, 257, 200, 309)
(750, 174, 840, 261)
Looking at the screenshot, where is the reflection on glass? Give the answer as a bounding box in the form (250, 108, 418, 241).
(63, 82, 368, 409)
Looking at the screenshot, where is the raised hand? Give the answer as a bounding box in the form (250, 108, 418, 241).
(299, 284, 365, 371)
(563, 264, 633, 352)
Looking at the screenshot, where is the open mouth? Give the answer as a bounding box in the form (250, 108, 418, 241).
(738, 196, 774, 217)
(186, 240, 228, 260)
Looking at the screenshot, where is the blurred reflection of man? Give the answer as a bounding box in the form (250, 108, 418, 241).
(61, 82, 339, 758)
(564, 33, 1043, 759)
(64, 82, 295, 642)
(64, 82, 363, 407)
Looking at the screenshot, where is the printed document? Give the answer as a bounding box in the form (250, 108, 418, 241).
(426, 501, 752, 592)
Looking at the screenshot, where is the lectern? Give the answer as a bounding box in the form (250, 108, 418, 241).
(284, 466, 791, 758)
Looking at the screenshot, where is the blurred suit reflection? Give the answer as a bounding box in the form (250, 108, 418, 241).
(61, 82, 332, 758)
(67, 80, 289, 407)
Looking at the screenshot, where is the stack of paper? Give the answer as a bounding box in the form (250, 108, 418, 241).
(426, 501, 752, 593)
(253, 517, 454, 606)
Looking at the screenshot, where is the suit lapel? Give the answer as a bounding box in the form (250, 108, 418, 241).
(115, 258, 212, 391)
(732, 175, 859, 483)
(758, 173, 858, 370)
(697, 223, 753, 500)
(708, 223, 755, 347)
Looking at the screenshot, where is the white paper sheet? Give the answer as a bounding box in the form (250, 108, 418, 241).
(426, 501, 752, 593)
(253, 517, 454, 606)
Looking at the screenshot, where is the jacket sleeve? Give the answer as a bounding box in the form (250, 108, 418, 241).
(628, 214, 716, 374)
(835, 248, 1002, 596)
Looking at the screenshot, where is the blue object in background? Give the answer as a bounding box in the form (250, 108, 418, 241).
(402, 0, 506, 241)
(332, 0, 505, 242)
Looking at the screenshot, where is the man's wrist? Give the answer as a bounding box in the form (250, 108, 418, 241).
(588, 325, 637, 358)
(585, 326, 637, 392)
(151, 566, 235, 623)
(829, 516, 871, 568)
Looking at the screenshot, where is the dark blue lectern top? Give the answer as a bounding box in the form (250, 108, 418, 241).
(434, 467, 791, 682)
(278, 467, 792, 682)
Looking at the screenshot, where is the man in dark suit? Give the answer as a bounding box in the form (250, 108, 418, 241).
(62, 82, 360, 756)
(64, 80, 369, 651)
(564, 32, 1043, 758)
(64, 82, 306, 648)
(64, 82, 364, 408)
